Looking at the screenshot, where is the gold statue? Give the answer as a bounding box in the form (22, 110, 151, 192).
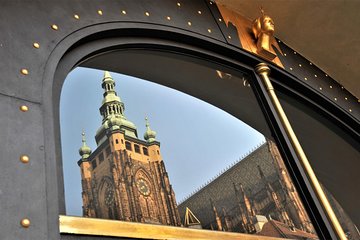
(252, 8, 277, 60)
(215, 4, 283, 67)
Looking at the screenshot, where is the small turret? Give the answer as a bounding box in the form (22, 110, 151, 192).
(144, 117, 157, 143)
(99, 71, 124, 120)
(79, 131, 92, 159)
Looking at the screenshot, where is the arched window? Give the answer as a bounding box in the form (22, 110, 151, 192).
(58, 49, 352, 239)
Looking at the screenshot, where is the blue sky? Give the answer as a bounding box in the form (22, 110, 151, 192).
(60, 67, 265, 216)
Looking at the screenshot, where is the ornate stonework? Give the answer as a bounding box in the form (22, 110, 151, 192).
(178, 141, 315, 235)
(78, 71, 180, 226)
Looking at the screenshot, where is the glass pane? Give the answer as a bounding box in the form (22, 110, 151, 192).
(60, 50, 319, 239)
(276, 89, 360, 240)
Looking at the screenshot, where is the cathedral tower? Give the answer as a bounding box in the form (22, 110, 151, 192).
(78, 71, 181, 226)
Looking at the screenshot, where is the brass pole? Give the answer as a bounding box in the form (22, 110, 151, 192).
(255, 63, 347, 240)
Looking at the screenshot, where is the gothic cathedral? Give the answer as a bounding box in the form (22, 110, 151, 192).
(78, 71, 181, 226)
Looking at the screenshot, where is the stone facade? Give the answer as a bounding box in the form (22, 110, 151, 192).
(178, 141, 315, 234)
(78, 72, 181, 226)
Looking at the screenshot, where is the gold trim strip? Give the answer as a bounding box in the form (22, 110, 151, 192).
(255, 63, 347, 240)
(59, 215, 282, 240)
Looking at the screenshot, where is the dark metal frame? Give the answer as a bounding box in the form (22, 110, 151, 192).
(1, 1, 358, 238)
(45, 24, 345, 238)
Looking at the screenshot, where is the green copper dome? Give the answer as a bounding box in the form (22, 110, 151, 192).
(95, 71, 138, 144)
(144, 117, 157, 143)
(108, 116, 137, 129)
(79, 131, 92, 159)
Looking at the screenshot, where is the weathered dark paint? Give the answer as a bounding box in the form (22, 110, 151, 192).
(0, 0, 358, 239)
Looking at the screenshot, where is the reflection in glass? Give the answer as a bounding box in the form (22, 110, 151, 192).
(75, 70, 180, 225)
(178, 141, 316, 239)
(61, 65, 319, 239)
(274, 88, 360, 240)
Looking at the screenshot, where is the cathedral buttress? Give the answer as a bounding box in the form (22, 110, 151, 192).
(210, 198, 223, 231)
(267, 141, 314, 233)
(257, 165, 294, 228)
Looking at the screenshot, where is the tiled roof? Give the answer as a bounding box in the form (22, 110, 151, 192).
(258, 220, 318, 239)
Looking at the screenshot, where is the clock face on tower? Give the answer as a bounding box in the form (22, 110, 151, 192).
(136, 178, 151, 196)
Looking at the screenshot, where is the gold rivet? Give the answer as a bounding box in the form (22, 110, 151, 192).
(330, 85, 333, 88)
(145, 12, 150, 16)
(228, 35, 231, 39)
(284, 53, 287, 56)
(198, 10, 202, 14)
(299, 64, 302, 67)
(187, 21, 192, 26)
(219, 18, 222, 22)
(358, 99, 360, 103)
(21, 69, 29, 75)
(33, 43, 40, 49)
(345, 97, 348, 100)
(74, 14, 80, 19)
(20, 105, 29, 112)
(97, 10, 103, 15)
(304, 77, 307, 80)
(210, 1, 213, 4)
(314, 74, 317, 77)
(319, 87, 322, 90)
(294, 51, 297, 54)
(341, 86, 344, 89)
(122, 10, 126, 15)
(207, 28, 212, 33)
(349, 109, 352, 112)
(310, 62, 313, 65)
(325, 74, 328, 77)
(289, 67, 293, 71)
(166, 16, 171, 20)
(21, 218, 30, 228)
(177, 2, 181, 7)
(20, 155, 29, 164)
(51, 24, 58, 30)
(334, 97, 337, 101)
(278, 40, 281, 43)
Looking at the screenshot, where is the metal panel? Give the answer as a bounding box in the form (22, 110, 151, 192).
(0, 95, 47, 239)
(277, 41, 359, 120)
(0, 0, 358, 239)
(0, 0, 225, 103)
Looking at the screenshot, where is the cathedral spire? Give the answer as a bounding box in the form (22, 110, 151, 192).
(239, 184, 255, 216)
(79, 131, 92, 159)
(95, 71, 138, 144)
(210, 198, 223, 231)
(144, 117, 157, 143)
(258, 165, 294, 227)
(99, 71, 124, 122)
